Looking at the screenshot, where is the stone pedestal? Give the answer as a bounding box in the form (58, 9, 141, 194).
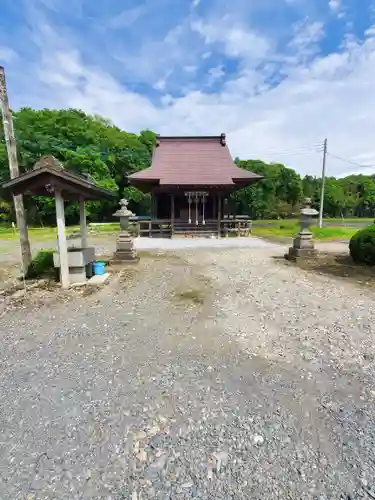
(112, 198, 139, 264)
(287, 231, 318, 260)
(113, 232, 139, 263)
(286, 198, 319, 261)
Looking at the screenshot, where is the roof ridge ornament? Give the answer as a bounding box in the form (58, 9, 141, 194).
(33, 155, 64, 171)
(220, 133, 226, 146)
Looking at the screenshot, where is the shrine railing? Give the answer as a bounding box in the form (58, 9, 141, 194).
(130, 216, 252, 238)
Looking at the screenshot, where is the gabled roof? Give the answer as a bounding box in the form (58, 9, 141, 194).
(129, 134, 262, 187)
(2, 155, 117, 201)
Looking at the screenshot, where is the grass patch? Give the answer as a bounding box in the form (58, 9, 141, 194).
(252, 221, 357, 242)
(323, 217, 374, 223)
(25, 250, 56, 279)
(88, 223, 120, 233)
(0, 226, 80, 241)
(312, 226, 357, 240)
(276, 252, 375, 287)
(254, 217, 374, 224)
(174, 287, 205, 305)
(0, 223, 121, 242)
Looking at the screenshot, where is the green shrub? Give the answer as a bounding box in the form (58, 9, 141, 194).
(25, 250, 55, 279)
(349, 224, 375, 265)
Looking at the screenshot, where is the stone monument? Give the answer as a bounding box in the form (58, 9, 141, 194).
(113, 199, 139, 263)
(287, 198, 319, 261)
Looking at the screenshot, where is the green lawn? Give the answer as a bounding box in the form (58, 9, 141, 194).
(323, 217, 374, 223)
(0, 226, 79, 241)
(254, 217, 374, 225)
(0, 218, 370, 243)
(252, 221, 358, 241)
(0, 223, 121, 241)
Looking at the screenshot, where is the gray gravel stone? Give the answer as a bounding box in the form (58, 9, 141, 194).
(1, 247, 375, 499)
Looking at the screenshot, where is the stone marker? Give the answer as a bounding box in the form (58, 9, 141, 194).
(113, 199, 139, 263)
(287, 198, 319, 261)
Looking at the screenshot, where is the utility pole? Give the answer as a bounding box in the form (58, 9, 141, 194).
(318, 138, 327, 229)
(0, 66, 31, 271)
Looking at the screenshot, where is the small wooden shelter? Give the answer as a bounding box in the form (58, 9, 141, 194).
(128, 134, 262, 237)
(2, 155, 116, 288)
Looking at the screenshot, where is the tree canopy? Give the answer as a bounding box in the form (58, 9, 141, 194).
(1, 107, 375, 225)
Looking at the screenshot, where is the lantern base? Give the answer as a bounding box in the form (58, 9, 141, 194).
(286, 247, 318, 261)
(113, 232, 139, 263)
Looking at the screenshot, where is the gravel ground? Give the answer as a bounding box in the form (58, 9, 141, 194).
(1, 246, 375, 499)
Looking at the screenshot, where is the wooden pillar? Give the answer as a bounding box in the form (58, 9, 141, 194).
(55, 189, 69, 289)
(150, 191, 155, 218)
(153, 193, 158, 219)
(217, 193, 222, 238)
(171, 193, 175, 237)
(79, 197, 88, 248)
(150, 192, 154, 218)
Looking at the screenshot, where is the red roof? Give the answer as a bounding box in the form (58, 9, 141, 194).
(129, 135, 262, 187)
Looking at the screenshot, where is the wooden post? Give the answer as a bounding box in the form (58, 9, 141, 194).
(0, 66, 31, 272)
(151, 191, 158, 219)
(217, 194, 222, 238)
(171, 193, 175, 237)
(150, 191, 155, 218)
(79, 197, 88, 248)
(55, 189, 69, 288)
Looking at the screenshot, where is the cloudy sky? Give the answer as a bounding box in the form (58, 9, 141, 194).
(1, 0, 375, 177)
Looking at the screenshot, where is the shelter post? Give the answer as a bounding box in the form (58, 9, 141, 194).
(55, 189, 69, 288)
(79, 197, 88, 248)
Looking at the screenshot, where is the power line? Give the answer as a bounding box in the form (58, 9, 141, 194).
(249, 143, 324, 156)
(252, 142, 324, 155)
(249, 144, 324, 159)
(326, 152, 375, 169)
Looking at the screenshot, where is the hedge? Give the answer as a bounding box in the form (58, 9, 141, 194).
(349, 224, 375, 265)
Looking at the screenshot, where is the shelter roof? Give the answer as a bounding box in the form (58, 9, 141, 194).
(2, 155, 116, 201)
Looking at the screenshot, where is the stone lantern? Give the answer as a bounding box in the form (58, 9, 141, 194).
(287, 198, 319, 260)
(113, 199, 139, 263)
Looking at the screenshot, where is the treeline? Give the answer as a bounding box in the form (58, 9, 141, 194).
(1, 108, 375, 225)
(234, 160, 375, 219)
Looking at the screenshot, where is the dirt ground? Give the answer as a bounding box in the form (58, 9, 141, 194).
(1, 245, 375, 499)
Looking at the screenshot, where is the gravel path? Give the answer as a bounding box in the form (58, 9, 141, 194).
(1, 247, 375, 499)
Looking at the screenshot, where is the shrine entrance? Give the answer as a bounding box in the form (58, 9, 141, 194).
(152, 190, 222, 236)
(177, 192, 212, 225)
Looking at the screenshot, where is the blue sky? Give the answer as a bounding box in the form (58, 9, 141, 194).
(1, 0, 375, 176)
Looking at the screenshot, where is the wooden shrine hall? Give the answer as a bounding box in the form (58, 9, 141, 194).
(128, 134, 262, 237)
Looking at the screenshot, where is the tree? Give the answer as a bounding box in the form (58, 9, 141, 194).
(1, 106, 375, 224)
(0, 108, 155, 225)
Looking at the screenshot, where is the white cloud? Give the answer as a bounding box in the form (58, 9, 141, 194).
(207, 65, 225, 85)
(184, 65, 198, 72)
(108, 6, 147, 29)
(3, 1, 375, 178)
(191, 17, 270, 62)
(329, 0, 341, 11)
(0, 46, 17, 63)
(328, 0, 345, 18)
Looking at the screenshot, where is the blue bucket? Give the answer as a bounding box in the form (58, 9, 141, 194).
(93, 261, 105, 276)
